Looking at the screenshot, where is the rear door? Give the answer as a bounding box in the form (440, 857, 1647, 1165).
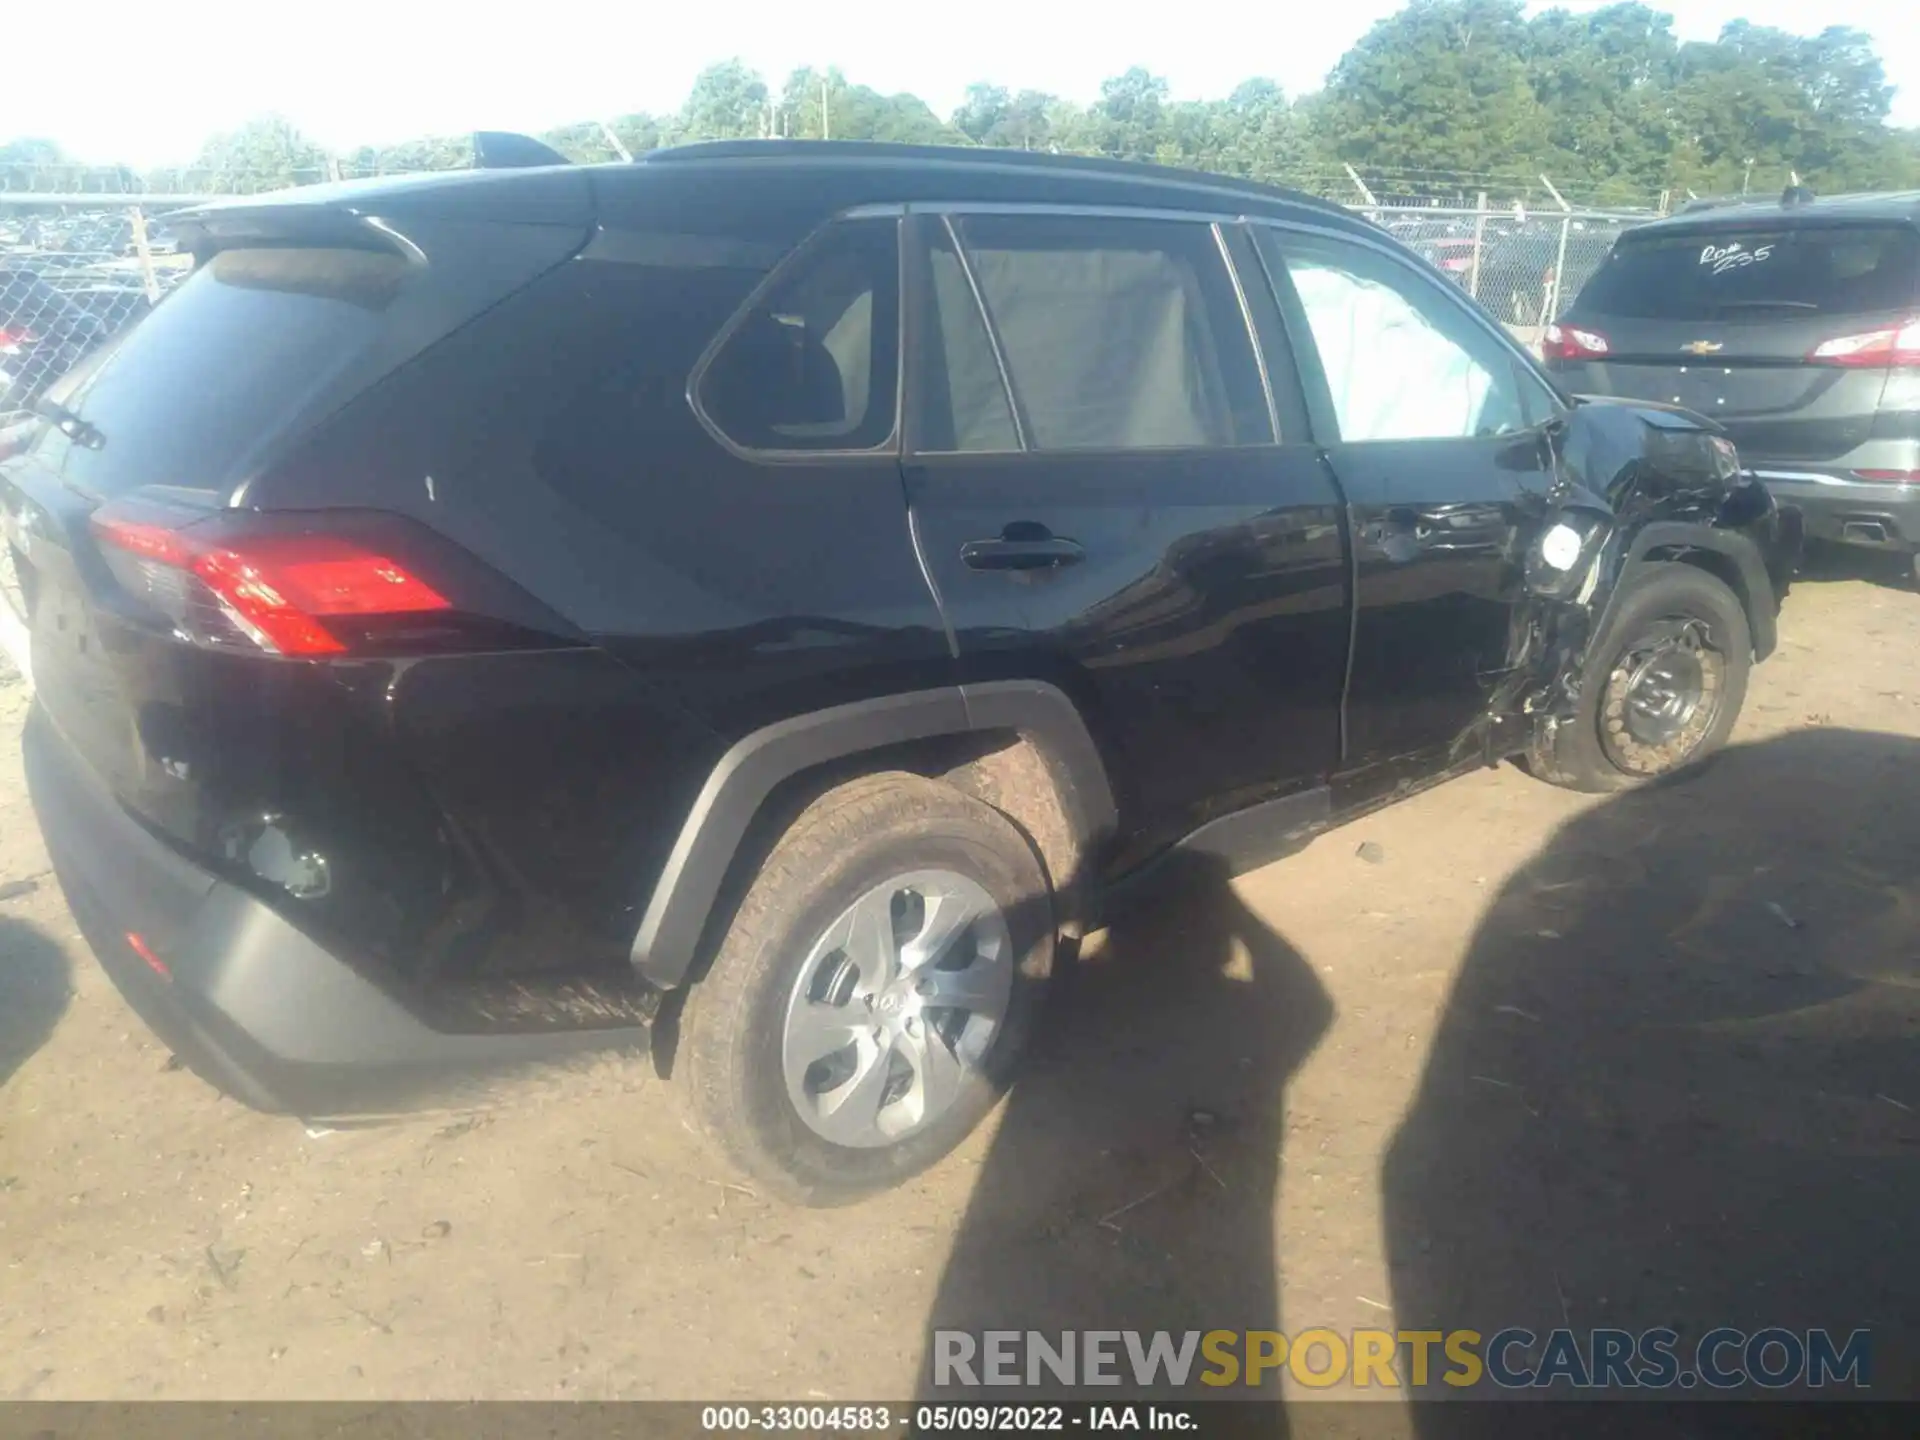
(1561, 222, 1920, 462)
(1250, 222, 1564, 793)
(901, 208, 1349, 854)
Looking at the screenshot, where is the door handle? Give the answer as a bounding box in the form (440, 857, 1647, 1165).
(960, 532, 1086, 572)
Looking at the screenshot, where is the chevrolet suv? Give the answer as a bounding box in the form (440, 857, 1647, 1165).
(1545, 189, 1920, 579)
(2, 140, 1797, 1203)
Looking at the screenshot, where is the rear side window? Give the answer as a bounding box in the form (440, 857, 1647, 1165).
(940, 213, 1271, 451)
(19, 247, 408, 499)
(1577, 225, 1920, 321)
(698, 218, 900, 454)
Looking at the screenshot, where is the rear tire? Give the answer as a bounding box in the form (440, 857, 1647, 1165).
(1527, 563, 1751, 794)
(677, 773, 1054, 1205)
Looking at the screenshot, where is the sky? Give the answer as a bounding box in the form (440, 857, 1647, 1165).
(5, 0, 1917, 168)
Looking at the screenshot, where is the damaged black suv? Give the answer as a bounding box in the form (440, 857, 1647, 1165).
(1, 140, 1799, 1203)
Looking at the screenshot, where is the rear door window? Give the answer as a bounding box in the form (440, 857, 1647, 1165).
(1577, 225, 1920, 321)
(940, 212, 1272, 451)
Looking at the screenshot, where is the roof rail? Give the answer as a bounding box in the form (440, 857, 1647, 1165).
(636, 138, 1354, 220)
(473, 132, 571, 169)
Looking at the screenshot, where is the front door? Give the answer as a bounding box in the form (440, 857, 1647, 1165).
(1251, 224, 1566, 792)
(901, 209, 1350, 856)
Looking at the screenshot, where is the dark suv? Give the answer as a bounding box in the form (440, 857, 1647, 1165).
(1545, 190, 1920, 577)
(2, 141, 1797, 1203)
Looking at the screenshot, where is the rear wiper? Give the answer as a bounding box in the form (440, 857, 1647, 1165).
(31, 397, 104, 451)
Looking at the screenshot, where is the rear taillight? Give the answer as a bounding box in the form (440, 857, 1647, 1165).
(1808, 318, 1920, 368)
(92, 512, 453, 657)
(0, 327, 35, 352)
(1853, 469, 1920, 483)
(1542, 324, 1611, 361)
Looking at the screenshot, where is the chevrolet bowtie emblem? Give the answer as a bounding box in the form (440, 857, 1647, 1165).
(1683, 340, 1725, 355)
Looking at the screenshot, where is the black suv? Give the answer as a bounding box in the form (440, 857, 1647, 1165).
(1545, 190, 1920, 577)
(2, 141, 1797, 1203)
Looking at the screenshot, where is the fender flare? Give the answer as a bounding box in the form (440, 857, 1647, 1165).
(1598, 521, 1779, 662)
(629, 680, 1117, 989)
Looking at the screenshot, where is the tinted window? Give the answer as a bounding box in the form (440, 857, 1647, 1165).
(950, 213, 1271, 450)
(1259, 228, 1552, 443)
(1577, 224, 1920, 321)
(915, 222, 1020, 453)
(16, 247, 409, 498)
(700, 218, 900, 453)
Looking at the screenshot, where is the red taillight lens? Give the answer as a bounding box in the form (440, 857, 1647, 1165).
(1542, 324, 1611, 361)
(0, 326, 36, 351)
(125, 931, 171, 980)
(1853, 469, 1920, 483)
(92, 514, 452, 657)
(1808, 318, 1920, 368)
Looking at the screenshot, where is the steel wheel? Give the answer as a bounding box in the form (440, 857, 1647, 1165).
(1599, 614, 1726, 777)
(780, 869, 1013, 1149)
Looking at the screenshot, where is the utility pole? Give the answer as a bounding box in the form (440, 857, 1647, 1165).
(1742, 158, 1755, 195)
(821, 77, 832, 140)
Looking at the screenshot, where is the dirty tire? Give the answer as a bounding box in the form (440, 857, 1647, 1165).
(1527, 562, 1751, 794)
(677, 772, 1054, 1206)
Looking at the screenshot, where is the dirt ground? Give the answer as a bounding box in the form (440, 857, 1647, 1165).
(4, 551, 1920, 1410)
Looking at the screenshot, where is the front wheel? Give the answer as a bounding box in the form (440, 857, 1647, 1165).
(1527, 563, 1752, 794)
(677, 773, 1055, 1205)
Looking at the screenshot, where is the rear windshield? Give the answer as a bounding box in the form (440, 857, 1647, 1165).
(21, 247, 408, 499)
(1576, 224, 1920, 322)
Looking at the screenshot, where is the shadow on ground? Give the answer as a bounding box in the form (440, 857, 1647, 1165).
(1793, 541, 1914, 592)
(918, 852, 1332, 1424)
(0, 911, 68, 1090)
(1387, 729, 1920, 1420)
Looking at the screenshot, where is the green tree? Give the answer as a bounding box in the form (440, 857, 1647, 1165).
(192, 115, 329, 192)
(1087, 67, 1171, 160)
(679, 60, 771, 141)
(1524, 4, 1678, 196)
(1317, 0, 1550, 184)
(1208, 80, 1307, 183)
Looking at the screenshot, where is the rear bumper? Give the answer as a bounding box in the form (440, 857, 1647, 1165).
(1751, 468, 1920, 551)
(23, 703, 643, 1119)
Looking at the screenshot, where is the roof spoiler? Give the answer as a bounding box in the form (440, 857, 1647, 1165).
(473, 131, 571, 169)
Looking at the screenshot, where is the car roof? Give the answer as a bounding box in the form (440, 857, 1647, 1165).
(636, 139, 1358, 219)
(1627, 190, 1920, 238)
(174, 140, 1377, 246)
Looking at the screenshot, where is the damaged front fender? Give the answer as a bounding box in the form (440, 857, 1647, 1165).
(1482, 396, 1802, 756)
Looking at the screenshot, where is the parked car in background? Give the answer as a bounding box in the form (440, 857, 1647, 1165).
(1546, 189, 1920, 579)
(2, 140, 1797, 1204)
(0, 269, 115, 416)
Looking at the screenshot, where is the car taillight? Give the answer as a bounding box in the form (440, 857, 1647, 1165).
(1808, 318, 1920, 367)
(0, 326, 35, 353)
(1853, 469, 1920, 483)
(92, 512, 453, 657)
(1542, 324, 1611, 361)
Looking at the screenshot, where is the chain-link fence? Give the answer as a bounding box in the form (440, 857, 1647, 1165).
(1, 201, 192, 419)
(0, 163, 1657, 420)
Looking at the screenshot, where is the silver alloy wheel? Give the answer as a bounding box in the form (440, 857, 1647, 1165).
(780, 868, 1013, 1149)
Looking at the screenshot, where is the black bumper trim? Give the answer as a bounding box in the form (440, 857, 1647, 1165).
(23, 704, 644, 1118)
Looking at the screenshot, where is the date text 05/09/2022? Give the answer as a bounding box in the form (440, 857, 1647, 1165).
(700, 1405, 1197, 1432)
